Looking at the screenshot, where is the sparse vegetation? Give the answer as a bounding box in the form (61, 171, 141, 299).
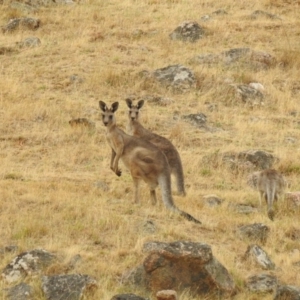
(0, 0, 300, 299)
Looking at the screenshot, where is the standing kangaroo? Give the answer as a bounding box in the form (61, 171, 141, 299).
(125, 99, 186, 196)
(99, 101, 201, 224)
(256, 169, 286, 221)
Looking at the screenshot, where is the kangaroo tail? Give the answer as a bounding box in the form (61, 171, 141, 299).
(158, 173, 201, 224)
(173, 159, 186, 196)
(267, 182, 276, 221)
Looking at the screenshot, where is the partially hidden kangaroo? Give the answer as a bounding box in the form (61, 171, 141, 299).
(125, 98, 186, 196)
(99, 101, 201, 224)
(256, 169, 286, 221)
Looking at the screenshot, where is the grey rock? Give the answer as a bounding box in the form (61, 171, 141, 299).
(203, 195, 224, 207)
(5, 282, 33, 300)
(67, 254, 82, 271)
(230, 84, 264, 105)
(169, 21, 205, 42)
(17, 37, 41, 48)
(200, 15, 211, 22)
(2, 249, 57, 283)
(246, 273, 277, 293)
(274, 285, 300, 300)
(152, 64, 196, 92)
(190, 48, 276, 70)
(182, 113, 207, 128)
(141, 220, 156, 234)
(42, 274, 97, 300)
(238, 150, 276, 170)
(237, 223, 270, 244)
(250, 10, 281, 20)
(2, 18, 40, 33)
(244, 245, 275, 270)
(69, 74, 84, 84)
(229, 203, 258, 214)
(10, 1, 38, 13)
(220, 149, 276, 172)
(128, 241, 236, 296)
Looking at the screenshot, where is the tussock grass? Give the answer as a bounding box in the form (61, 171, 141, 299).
(1, 0, 300, 299)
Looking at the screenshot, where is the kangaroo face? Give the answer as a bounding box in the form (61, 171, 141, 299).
(99, 101, 119, 127)
(126, 99, 144, 122)
(128, 105, 140, 121)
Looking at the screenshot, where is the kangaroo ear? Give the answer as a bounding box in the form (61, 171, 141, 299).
(111, 102, 119, 112)
(99, 101, 107, 112)
(137, 100, 144, 109)
(125, 98, 132, 108)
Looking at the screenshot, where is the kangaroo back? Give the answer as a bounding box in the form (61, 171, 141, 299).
(126, 98, 186, 196)
(257, 169, 286, 221)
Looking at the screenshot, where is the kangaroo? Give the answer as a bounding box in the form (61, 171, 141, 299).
(99, 101, 201, 224)
(256, 169, 286, 221)
(125, 98, 186, 196)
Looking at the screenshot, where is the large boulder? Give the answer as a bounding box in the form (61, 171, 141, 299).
(243, 245, 275, 270)
(2, 249, 57, 283)
(2, 17, 40, 33)
(237, 223, 270, 244)
(246, 273, 277, 293)
(141, 65, 196, 92)
(190, 48, 276, 70)
(5, 282, 33, 300)
(274, 285, 300, 300)
(126, 241, 236, 297)
(42, 274, 97, 300)
(169, 21, 205, 42)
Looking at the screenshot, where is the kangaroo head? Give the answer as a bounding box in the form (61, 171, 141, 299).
(99, 101, 119, 127)
(125, 99, 144, 121)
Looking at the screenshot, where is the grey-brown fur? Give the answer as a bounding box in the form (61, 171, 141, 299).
(99, 101, 201, 224)
(256, 169, 286, 221)
(125, 99, 186, 196)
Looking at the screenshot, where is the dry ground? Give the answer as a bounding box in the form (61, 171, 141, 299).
(0, 0, 300, 299)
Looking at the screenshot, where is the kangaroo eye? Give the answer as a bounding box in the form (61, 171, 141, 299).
(109, 115, 113, 120)
(136, 111, 139, 115)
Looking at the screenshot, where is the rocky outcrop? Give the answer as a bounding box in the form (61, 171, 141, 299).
(42, 274, 97, 300)
(2, 17, 40, 33)
(141, 65, 196, 92)
(246, 273, 277, 293)
(17, 37, 41, 48)
(204, 149, 277, 173)
(243, 245, 275, 270)
(126, 241, 236, 296)
(274, 285, 300, 300)
(5, 282, 33, 300)
(2, 249, 57, 283)
(237, 223, 270, 244)
(190, 48, 276, 70)
(169, 21, 205, 42)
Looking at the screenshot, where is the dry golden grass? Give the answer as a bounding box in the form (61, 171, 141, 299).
(1, 0, 300, 299)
